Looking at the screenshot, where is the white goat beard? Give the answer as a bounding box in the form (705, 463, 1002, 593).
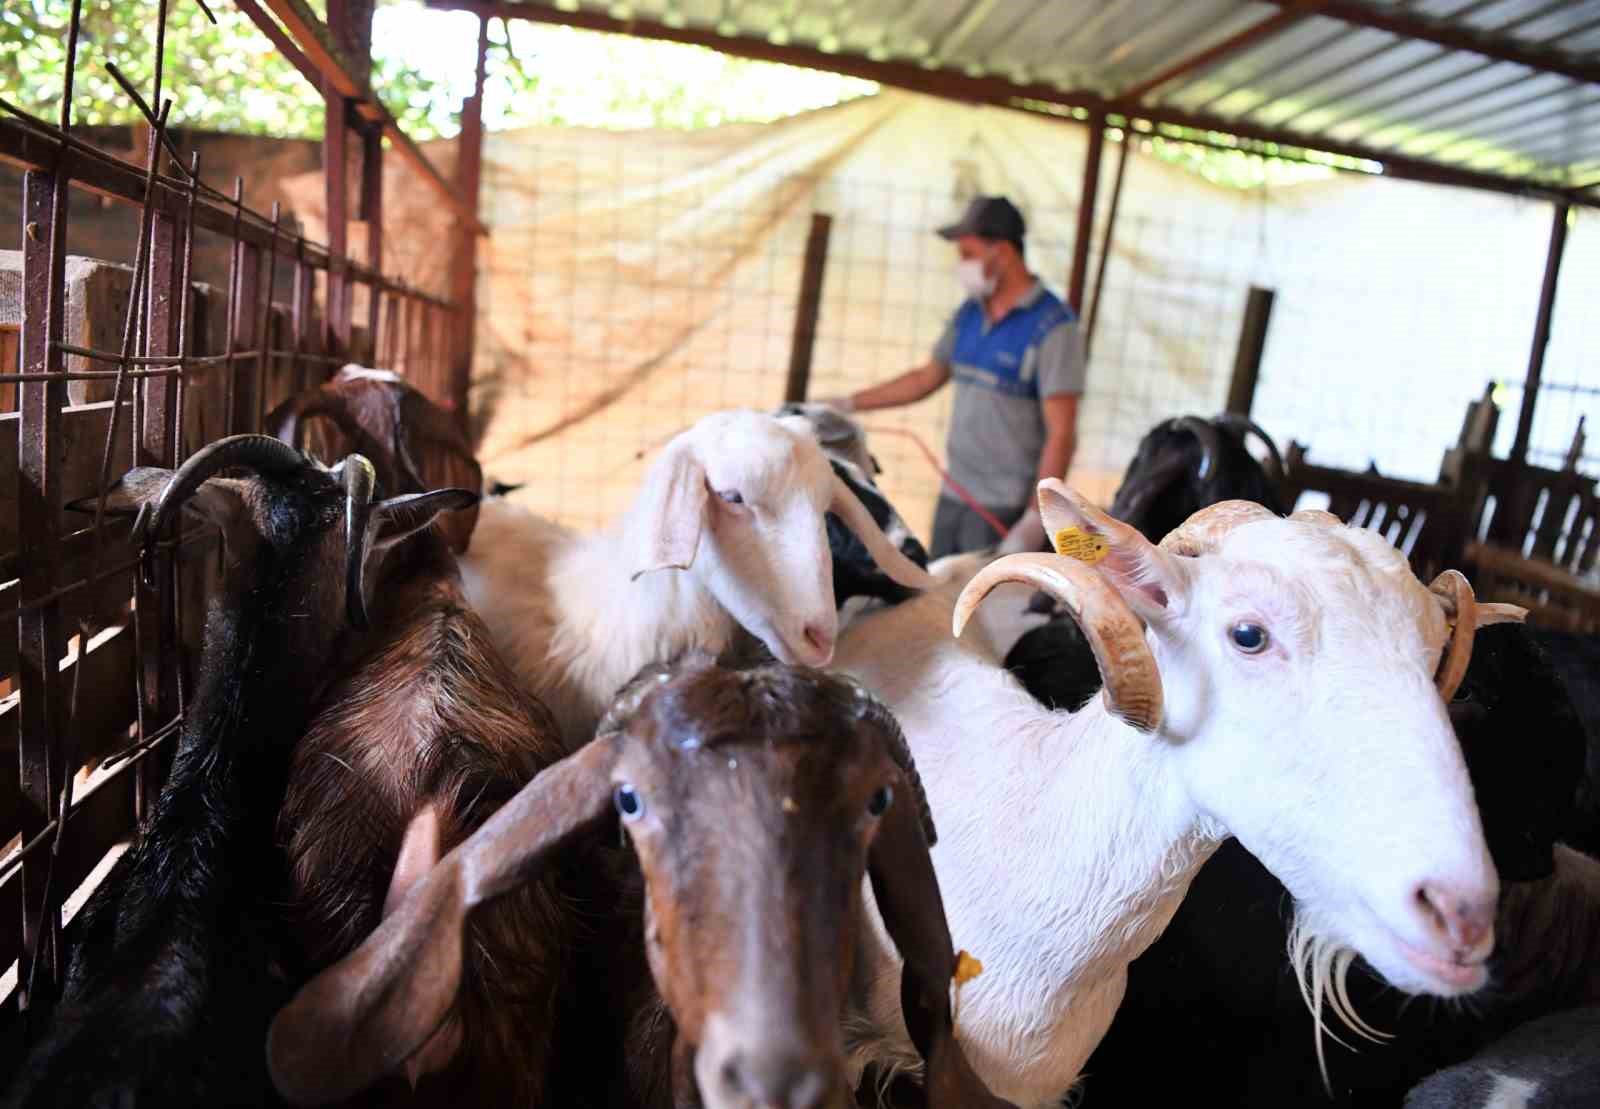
(1287, 907, 1393, 1091)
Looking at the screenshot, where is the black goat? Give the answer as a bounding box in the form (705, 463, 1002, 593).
(773, 402, 931, 613)
(1404, 1005, 1600, 1108)
(2, 435, 473, 1109)
(1073, 617, 1596, 1106)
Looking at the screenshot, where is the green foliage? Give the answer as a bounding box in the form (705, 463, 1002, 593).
(0, 0, 877, 141)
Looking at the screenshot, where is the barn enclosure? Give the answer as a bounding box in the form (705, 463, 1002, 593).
(2, 0, 1599, 1066)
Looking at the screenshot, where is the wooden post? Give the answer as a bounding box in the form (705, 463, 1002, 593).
(1226, 286, 1275, 417)
(1067, 110, 1105, 315)
(1510, 201, 1570, 465)
(784, 213, 834, 404)
(447, 15, 490, 435)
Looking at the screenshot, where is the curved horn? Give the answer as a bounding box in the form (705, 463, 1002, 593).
(1159, 500, 1278, 557)
(827, 473, 935, 591)
(853, 689, 937, 846)
(954, 553, 1163, 732)
(1289, 508, 1343, 528)
(1216, 412, 1286, 483)
(267, 392, 348, 452)
(1107, 447, 1190, 529)
(145, 434, 308, 540)
(1174, 416, 1223, 482)
(341, 455, 378, 630)
(1429, 570, 1480, 702)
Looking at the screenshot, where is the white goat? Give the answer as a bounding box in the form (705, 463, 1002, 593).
(460, 409, 932, 745)
(835, 481, 1517, 1109)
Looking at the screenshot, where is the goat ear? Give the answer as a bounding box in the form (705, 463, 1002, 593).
(629, 444, 707, 580)
(827, 473, 935, 590)
(66, 468, 248, 531)
(866, 773, 1016, 1109)
(370, 489, 481, 554)
(266, 735, 620, 1107)
(1036, 479, 1184, 624)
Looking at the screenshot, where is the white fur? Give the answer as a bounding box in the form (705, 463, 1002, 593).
(834, 515, 1497, 1108)
(461, 409, 906, 746)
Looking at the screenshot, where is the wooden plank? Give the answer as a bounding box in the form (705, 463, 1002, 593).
(1226, 287, 1275, 417)
(783, 213, 832, 405)
(0, 625, 140, 848)
(0, 402, 136, 558)
(0, 756, 138, 976)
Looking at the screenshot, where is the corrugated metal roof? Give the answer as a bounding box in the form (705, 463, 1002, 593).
(482, 0, 1600, 194)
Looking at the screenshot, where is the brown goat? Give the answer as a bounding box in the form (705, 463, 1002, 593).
(266, 364, 481, 554)
(270, 371, 570, 1106)
(266, 651, 1016, 1109)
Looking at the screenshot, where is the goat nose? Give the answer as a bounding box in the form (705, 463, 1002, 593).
(802, 623, 834, 660)
(1416, 882, 1495, 956)
(720, 1051, 830, 1109)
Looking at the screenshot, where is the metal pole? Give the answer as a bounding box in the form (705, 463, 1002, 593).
(784, 213, 834, 404)
(1510, 202, 1570, 464)
(1067, 111, 1105, 314)
(448, 15, 490, 435)
(1084, 130, 1130, 360)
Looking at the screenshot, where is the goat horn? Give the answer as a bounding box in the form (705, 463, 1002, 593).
(267, 392, 346, 452)
(1174, 416, 1223, 482)
(1158, 500, 1277, 557)
(954, 553, 1163, 732)
(145, 434, 308, 542)
(1107, 448, 1190, 529)
(340, 455, 379, 631)
(1429, 570, 1478, 702)
(827, 473, 935, 591)
(1289, 508, 1343, 528)
(1216, 412, 1286, 483)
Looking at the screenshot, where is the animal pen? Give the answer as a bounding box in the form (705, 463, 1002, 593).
(0, 0, 1598, 1061)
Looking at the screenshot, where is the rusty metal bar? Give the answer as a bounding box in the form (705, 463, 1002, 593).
(784, 213, 833, 404)
(231, 242, 262, 435)
(1067, 111, 1105, 315)
(446, 14, 490, 430)
(361, 127, 384, 342)
(1255, 0, 1600, 86)
(1511, 202, 1572, 465)
(324, 82, 351, 361)
(1120, 0, 1331, 103)
(254, 0, 487, 234)
(17, 167, 69, 1006)
(1084, 130, 1130, 361)
(233, 0, 324, 89)
(255, 205, 283, 429)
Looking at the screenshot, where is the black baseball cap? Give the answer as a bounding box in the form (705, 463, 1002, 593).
(937, 195, 1025, 245)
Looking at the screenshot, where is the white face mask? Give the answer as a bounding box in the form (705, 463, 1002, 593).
(956, 256, 996, 299)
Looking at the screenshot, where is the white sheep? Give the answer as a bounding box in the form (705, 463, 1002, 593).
(834, 479, 1518, 1109)
(460, 408, 932, 745)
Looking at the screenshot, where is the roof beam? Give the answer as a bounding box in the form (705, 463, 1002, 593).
(1256, 0, 1600, 86)
(1121, 0, 1332, 102)
(426, 0, 1108, 113)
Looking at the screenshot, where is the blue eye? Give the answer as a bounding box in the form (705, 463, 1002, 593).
(867, 785, 893, 817)
(614, 785, 644, 820)
(1229, 622, 1268, 654)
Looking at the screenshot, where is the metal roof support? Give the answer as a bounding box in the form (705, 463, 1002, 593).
(1510, 201, 1571, 466)
(1085, 130, 1131, 361)
(1069, 111, 1106, 316)
(1120, 0, 1331, 104)
(1256, 0, 1600, 86)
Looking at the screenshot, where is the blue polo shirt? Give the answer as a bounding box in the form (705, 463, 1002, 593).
(932, 280, 1086, 507)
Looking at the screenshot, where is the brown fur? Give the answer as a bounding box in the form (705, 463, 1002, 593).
(278, 534, 570, 1107)
(1495, 845, 1600, 1007)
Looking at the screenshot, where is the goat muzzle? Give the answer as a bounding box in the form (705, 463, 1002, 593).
(954, 552, 1163, 732)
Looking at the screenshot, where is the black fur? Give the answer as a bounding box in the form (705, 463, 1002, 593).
(825, 458, 929, 611)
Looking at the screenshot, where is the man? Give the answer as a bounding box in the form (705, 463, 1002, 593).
(817, 195, 1085, 558)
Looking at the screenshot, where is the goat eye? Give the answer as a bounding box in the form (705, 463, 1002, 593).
(715, 488, 744, 505)
(614, 785, 644, 820)
(867, 785, 893, 817)
(1229, 622, 1269, 654)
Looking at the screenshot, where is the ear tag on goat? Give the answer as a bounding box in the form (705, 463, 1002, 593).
(1052, 527, 1108, 565)
(951, 949, 984, 1022)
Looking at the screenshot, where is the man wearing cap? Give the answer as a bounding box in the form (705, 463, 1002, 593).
(816, 195, 1084, 558)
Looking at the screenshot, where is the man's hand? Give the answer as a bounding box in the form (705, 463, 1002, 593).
(997, 506, 1047, 554)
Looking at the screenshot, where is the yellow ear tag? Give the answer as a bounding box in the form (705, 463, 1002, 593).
(953, 950, 984, 986)
(1052, 527, 1108, 564)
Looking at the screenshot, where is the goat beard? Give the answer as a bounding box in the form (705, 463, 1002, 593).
(1286, 907, 1388, 1092)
